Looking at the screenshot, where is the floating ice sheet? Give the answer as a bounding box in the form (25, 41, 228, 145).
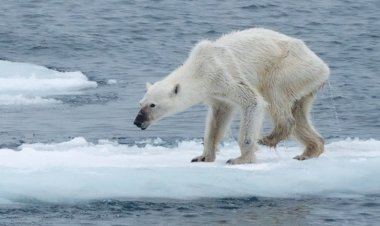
(0, 60, 97, 105)
(0, 138, 379, 203)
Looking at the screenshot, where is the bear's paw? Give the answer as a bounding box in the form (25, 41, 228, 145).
(226, 156, 255, 165)
(191, 155, 215, 163)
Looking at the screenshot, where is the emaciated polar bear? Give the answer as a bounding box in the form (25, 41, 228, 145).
(134, 28, 329, 164)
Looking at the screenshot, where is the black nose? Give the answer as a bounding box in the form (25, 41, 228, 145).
(134, 120, 142, 128)
(134, 110, 146, 128)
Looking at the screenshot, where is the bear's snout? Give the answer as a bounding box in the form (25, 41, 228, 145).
(134, 110, 148, 130)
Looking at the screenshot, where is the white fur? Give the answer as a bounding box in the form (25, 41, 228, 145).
(138, 28, 330, 164)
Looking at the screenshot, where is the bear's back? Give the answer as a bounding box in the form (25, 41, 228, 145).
(215, 28, 297, 47)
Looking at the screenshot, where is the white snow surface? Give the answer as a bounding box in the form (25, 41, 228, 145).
(0, 137, 379, 203)
(0, 60, 97, 105)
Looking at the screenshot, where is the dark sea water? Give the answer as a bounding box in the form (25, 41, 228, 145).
(2, 196, 380, 226)
(0, 0, 379, 225)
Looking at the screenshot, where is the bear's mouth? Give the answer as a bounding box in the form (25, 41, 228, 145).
(134, 109, 150, 130)
(134, 120, 149, 130)
(140, 125, 147, 130)
(138, 121, 151, 130)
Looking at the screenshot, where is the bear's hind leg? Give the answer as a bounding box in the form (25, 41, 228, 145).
(191, 101, 234, 163)
(292, 94, 324, 160)
(258, 105, 295, 148)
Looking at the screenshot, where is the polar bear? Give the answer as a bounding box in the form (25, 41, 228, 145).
(134, 28, 329, 164)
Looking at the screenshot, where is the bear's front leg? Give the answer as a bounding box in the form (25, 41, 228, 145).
(191, 101, 233, 163)
(227, 93, 265, 164)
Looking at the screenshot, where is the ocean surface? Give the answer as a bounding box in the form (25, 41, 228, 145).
(0, 0, 379, 225)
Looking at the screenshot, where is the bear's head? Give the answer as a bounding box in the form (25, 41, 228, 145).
(134, 81, 181, 130)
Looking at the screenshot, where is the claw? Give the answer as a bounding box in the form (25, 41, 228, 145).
(293, 155, 309, 161)
(191, 155, 215, 163)
(191, 156, 206, 162)
(226, 156, 255, 165)
(258, 137, 278, 148)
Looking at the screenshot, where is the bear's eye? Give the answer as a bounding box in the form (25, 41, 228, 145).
(150, 103, 156, 108)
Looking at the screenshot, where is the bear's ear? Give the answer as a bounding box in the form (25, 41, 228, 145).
(173, 84, 180, 95)
(146, 82, 153, 90)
